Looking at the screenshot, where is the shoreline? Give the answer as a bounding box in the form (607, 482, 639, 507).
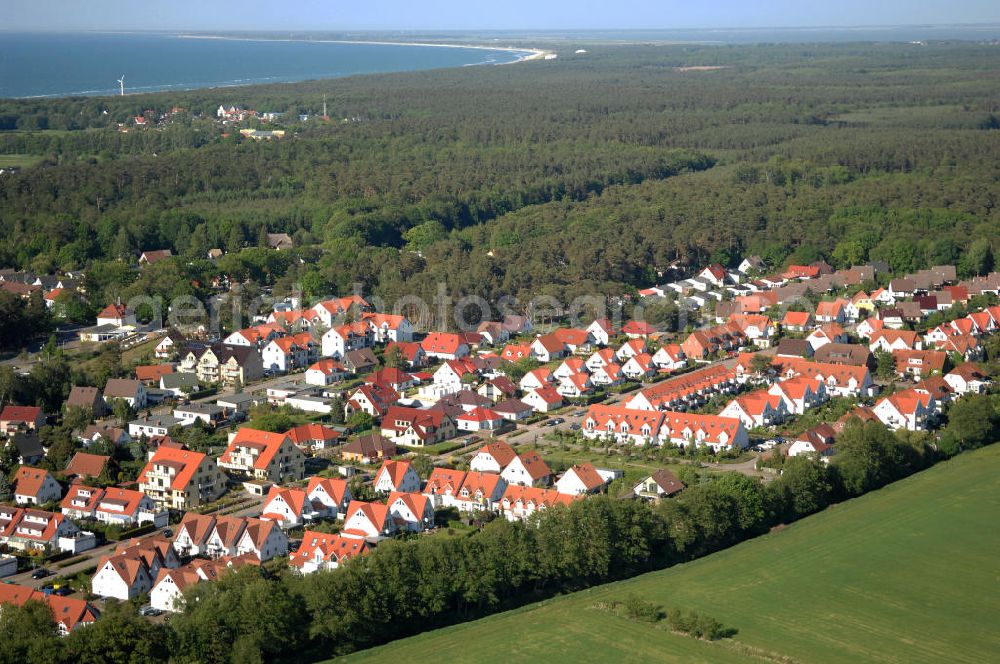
(175, 33, 550, 63)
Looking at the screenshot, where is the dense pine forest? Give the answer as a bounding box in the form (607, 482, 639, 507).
(2, 41, 1000, 310)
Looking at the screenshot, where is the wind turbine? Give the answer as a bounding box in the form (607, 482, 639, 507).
(117, 75, 125, 96)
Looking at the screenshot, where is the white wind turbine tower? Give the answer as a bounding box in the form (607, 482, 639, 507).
(117, 75, 126, 96)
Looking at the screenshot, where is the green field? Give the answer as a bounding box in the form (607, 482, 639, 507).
(0, 154, 42, 169)
(340, 444, 1000, 664)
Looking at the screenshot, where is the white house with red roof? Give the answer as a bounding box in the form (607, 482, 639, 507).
(554, 463, 612, 496)
(582, 404, 665, 445)
(806, 324, 849, 351)
(420, 332, 470, 360)
(345, 383, 399, 418)
(470, 440, 517, 473)
(586, 318, 616, 346)
(12, 467, 62, 505)
(386, 491, 434, 532)
(944, 363, 991, 395)
(553, 357, 588, 381)
(341, 501, 393, 540)
(379, 406, 456, 447)
(321, 321, 373, 359)
(261, 486, 317, 528)
(363, 312, 414, 343)
(423, 468, 467, 508)
(288, 532, 369, 574)
(305, 477, 351, 518)
(530, 334, 568, 362)
(651, 344, 686, 371)
(719, 391, 789, 429)
(558, 372, 596, 398)
(0, 507, 80, 553)
(262, 336, 309, 373)
(501, 451, 552, 487)
(453, 471, 507, 512)
(656, 411, 749, 452)
(0, 584, 99, 634)
(96, 302, 136, 328)
(305, 359, 349, 386)
(385, 341, 426, 368)
(869, 330, 922, 353)
(622, 353, 656, 380)
(519, 367, 553, 392)
(92, 552, 154, 600)
(456, 406, 505, 432)
(616, 338, 648, 361)
(60, 486, 165, 527)
(768, 377, 828, 415)
(856, 317, 884, 340)
(781, 311, 815, 332)
(499, 485, 577, 522)
(698, 264, 729, 287)
(586, 348, 617, 372)
(523, 385, 563, 412)
(138, 447, 227, 510)
(373, 459, 421, 494)
(621, 320, 656, 339)
(787, 424, 837, 461)
(432, 359, 479, 394)
(873, 389, 936, 431)
(218, 428, 306, 483)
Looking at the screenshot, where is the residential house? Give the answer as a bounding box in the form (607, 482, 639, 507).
(96, 303, 136, 328)
(0, 584, 99, 634)
(491, 398, 534, 421)
(340, 433, 397, 464)
(160, 372, 200, 397)
(768, 377, 828, 415)
(554, 463, 610, 496)
(63, 452, 110, 482)
(530, 334, 568, 362)
(288, 532, 369, 574)
(65, 386, 105, 419)
(633, 469, 685, 501)
(523, 385, 563, 413)
(305, 359, 349, 386)
(893, 349, 947, 379)
(423, 467, 468, 508)
(218, 428, 306, 483)
(787, 424, 837, 460)
(380, 406, 456, 447)
(363, 313, 414, 343)
(586, 318, 616, 346)
(341, 501, 393, 540)
(91, 552, 153, 600)
(320, 321, 372, 359)
(12, 467, 62, 505)
(420, 332, 470, 361)
(344, 383, 399, 419)
(719, 391, 789, 429)
(137, 447, 227, 510)
(869, 330, 922, 353)
(386, 492, 434, 532)
(453, 471, 507, 512)
(0, 405, 45, 435)
(343, 348, 378, 374)
(128, 415, 184, 439)
(456, 407, 505, 432)
(384, 341, 426, 368)
(651, 344, 686, 371)
(500, 451, 552, 487)
(0, 507, 80, 553)
(469, 441, 517, 474)
(873, 389, 936, 431)
(944, 363, 991, 395)
(498, 485, 577, 522)
(285, 423, 344, 451)
(373, 459, 421, 494)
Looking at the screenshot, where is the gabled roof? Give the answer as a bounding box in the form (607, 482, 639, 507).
(563, 463, 605, 491)
(263, 486, 307, 519)
(289, 531, 369, 568)
(138, 447, 209, 491)
(425, 467, 467, 494)
(457, 471, 503, 500)
(0, 584, 99, 631)
(221, 428, 291, 471)
(0, 405, 42, 423)
(457, 406, 502, 423)
(135, 364, 173, 382)
(511, 451, 552, 480)
(475, 440, 517, 467)
(421, 332, 465, 355)
(374, 459, 415, 489)
(103, 378, 142, 399)
(64, 452, 110, 479)
(647, 469, 685, 496)
(531, 385, 563, 404)
(12, 467, 56, 499)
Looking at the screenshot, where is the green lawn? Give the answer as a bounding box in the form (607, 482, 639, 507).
(339, 444, 1000, 664)
(0, 154, 43, 169)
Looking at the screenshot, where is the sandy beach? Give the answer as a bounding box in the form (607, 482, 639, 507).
(177, 34, 549, 64)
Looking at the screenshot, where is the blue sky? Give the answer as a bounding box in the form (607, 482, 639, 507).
(6, 0, 1000, 31)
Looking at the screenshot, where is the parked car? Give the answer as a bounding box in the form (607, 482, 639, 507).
(550, 418, 565, 426)
(53, 586, 72, 596)
(138, 605, 162, 617)
(569, 423, 581, 431)
(31, 568, 51, 579)
(161, 528, 173, 538)
(573, 410, 587, 417)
